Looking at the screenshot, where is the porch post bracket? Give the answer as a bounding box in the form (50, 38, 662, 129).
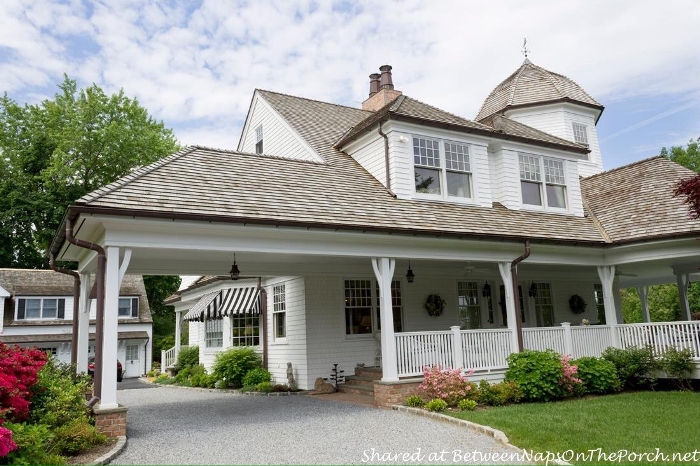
(372, 257, 398, 382)
(676, 272, 691, 321)
(498, 262, 519, 354)
(117, 248, 132, 286)
(597, 265, 620, 347)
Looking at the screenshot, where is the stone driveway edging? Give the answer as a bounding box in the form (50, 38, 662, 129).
(392, 406, 571, 466)
(91, 435, 127, 465)
(143, 380, 308, 396)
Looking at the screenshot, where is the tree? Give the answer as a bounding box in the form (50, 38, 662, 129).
(0, 75, 179, 268)
(143, 275, 183, 362)
(661, 137, 700, 172)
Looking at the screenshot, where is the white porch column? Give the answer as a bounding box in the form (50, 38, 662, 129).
(0, 288, 8, 333)
(597, 265, 620, 347)
(498, 262, 520, 352)
(450, 326, 464, 370)
(676, 273, 691, 321)
(636, 286, 650, 322)
(100, 246, 121, 409)
(372, 257, 398, 382)
(77, 273, 91, 374)
(175, 310, 182, 355)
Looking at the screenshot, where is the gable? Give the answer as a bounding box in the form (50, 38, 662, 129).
(238, 92, 323, 163)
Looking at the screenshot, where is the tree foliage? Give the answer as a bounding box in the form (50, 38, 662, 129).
(0, 75, 179, 268)
(621, 283, 700, 323)
(662, 137, 700, 218)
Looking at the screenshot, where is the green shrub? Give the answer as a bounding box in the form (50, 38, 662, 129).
(458, 399, 477, 411)
(574, 357, 621, 394)
(242, 368, 272, 387)
(660, 347, 694, 390)
(271, 384, 290, 392)
(211, 347, 262, 388)
(2, 422, 65, 466)
(175, 346, 199, 371)
(602, 346, 658, 389)
(256, 381, 273, 393)
(154, 374, 175, 385)
(190, 372, 217, 388)
(239, 385, 257, 393)
(214, 379, 228, 389)
(405, 395, 425, 408)
(29, 359, 92, 429)
(478, 379, 523, 406)
(51, 419, 106, 455)
(505, 350, 564, 402)
(425, 399, 447, 412)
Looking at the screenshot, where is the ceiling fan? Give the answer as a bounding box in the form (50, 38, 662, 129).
(461, 262, 491, 275)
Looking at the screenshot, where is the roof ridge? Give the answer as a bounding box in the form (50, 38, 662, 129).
(205, 146, 327, 166)
(399, 96, 493, 130)
(530, 62, 567, 100)
(257, 89, 372, 115)
(581, 155, 667, 180)
(76, 146, 198, 204)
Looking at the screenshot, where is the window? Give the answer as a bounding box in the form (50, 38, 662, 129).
(572, 122, 588, 146)
(375, 281, 403, 332)
(593, 284, 605, 324)
(458, 281, 481, 329)
(205, 319, 223, 347)
(118, 298, 139, 318)
(255, 125, 263, 154)
(413, 137, 473, 199)
(534, 283, 555, 327)
(273, 284, 286, 339)
(231, 313, 261, 346)
(126, 344, 139, 361)
(38, 347, 58, 356)
(519, 153, 567, 209)
(16, 298, 65, 320)
(345, 280, 372, 335)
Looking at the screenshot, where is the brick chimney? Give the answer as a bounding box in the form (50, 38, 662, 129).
(362, 65, 402, 112)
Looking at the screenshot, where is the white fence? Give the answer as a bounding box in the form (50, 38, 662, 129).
(161, 345, 189, 370)
(394, 322, 700, 378)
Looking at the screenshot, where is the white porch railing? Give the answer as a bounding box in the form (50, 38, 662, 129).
(161, 345, 189, 370)
(394, 321, 700, 378)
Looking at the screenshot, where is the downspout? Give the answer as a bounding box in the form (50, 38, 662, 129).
(49, 253, 80, 371)
(65, 218, 106, 400)
(511, 239, 531, 352)
(144, 334, 149, 376)
(257, 277, 268, 370)
(377, 121, 391, 191)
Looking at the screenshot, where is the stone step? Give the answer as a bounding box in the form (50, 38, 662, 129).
(354, 366, 383, 380)
(344, 375, 376, 388)
(338, 383, 374, 396)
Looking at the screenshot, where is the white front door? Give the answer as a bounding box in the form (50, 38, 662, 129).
(124, 344, 141, 377)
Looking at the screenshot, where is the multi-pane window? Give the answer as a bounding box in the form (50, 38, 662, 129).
(38, 347, 58, 356)
(231, 313, 261, 346)
(205, 318, 223, 347)
(534, 283, 555, 327)
(458, 281, 481, 329)
(255, 125, 264, 154)
(273, 284, 286, 339)
(593, 284, 605, 324)
(16, 298, 65, 320)
(375, 281, 403, 332)
(118, 298, 139, 318)
(413, 137, 472, 199)
(519, 153, 567, 209)
(572, 122, 588, 146)
(126, 344, 139, 361)
(345, 280, 373, 335)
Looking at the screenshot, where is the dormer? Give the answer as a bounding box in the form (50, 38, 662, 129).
(475, 59, 604, 177)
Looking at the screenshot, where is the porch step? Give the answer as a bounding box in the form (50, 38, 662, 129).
(343, 375, 376, 389)
(354, 366, 383, 380)
(338, 383, 374, 396)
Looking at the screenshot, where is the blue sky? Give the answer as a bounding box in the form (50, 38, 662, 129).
(1, 0, 699, 170)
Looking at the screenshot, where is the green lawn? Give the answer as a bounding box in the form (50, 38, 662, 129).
(448, 391, 700, 465)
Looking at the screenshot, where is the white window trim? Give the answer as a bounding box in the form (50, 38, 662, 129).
(518, 152, 569, 213)
(571, 122, 589, 147)
(15, 297, 66, 321)
(343, 278, 404, 339)
(230, 313, 262, 347)
(254, 124, 263, 154)
(412, 135, 478, 205)
(343, 278, 375, 339)
(272, 284, 286, 342)
(118, 297, 138, 319)
(205, 318, 224, 348)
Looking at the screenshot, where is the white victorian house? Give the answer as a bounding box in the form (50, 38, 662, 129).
(0, 269, 153, 378)
(50, 61, 700, 410)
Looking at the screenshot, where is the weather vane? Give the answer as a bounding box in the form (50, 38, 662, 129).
(522, 38, 530, 59)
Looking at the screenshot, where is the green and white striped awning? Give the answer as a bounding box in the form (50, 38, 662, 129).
(183, 287, 260, 322)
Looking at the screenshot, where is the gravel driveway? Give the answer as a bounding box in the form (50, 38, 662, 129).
(116, 386, 528, 465)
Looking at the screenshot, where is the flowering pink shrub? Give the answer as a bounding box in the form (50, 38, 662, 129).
(0, 343, 47, 423)
(419, 366, 475, 406)
(0, 427, 17, 457)
(559, 354, 583, 393)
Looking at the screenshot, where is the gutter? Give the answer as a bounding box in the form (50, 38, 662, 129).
(510, 239, 530, 351)
(65, 218, 106, 400)
(377, 121, 392, 191)
(48, 253, 80, 371)
(257, 277, 268, 370)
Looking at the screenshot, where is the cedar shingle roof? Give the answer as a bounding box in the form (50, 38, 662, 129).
(580, 157, 700, 243)
(0, 331, 149, 344)
(476, 60, 603, 121)
(335, 94, 587, 154)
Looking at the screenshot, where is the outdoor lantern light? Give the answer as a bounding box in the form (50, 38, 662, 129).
(229, 253, 241, 281)
(405, 261, 415, 283)
(528, 282, 537, 298)
(482, 281, 491, 298)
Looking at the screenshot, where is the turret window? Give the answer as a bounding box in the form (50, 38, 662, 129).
(572, 122, 588, 146)
(413, 136, 472, 199)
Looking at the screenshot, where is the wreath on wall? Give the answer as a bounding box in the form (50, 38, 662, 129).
(424, 294, 446, 317)
(568, 294, 587, 314)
